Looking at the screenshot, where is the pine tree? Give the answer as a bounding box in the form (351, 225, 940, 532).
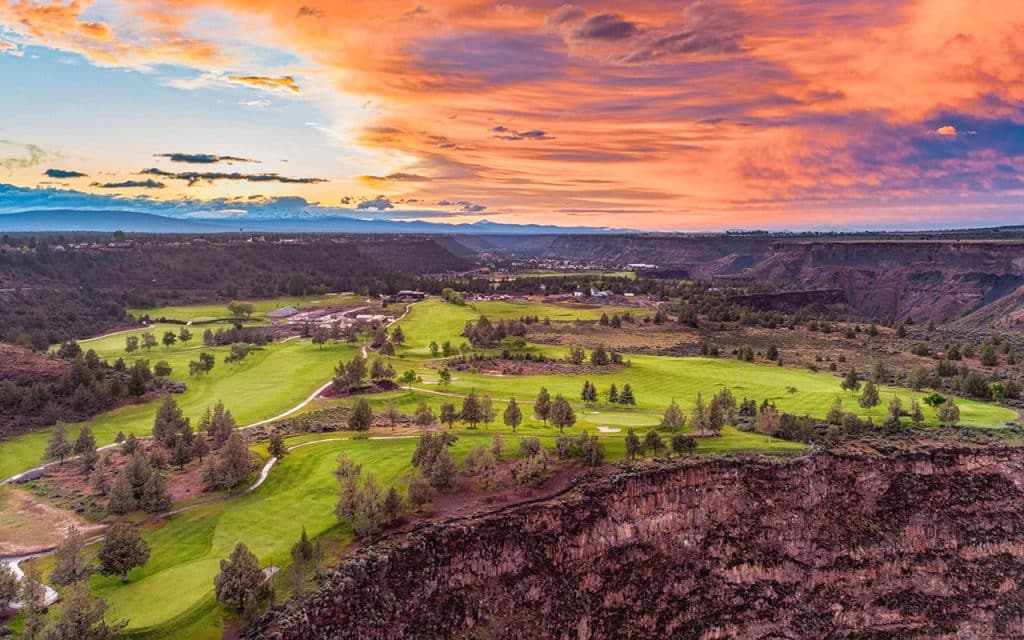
(348, 398, 373, 431)
(269, 433, 287, 458)
(428, 447, 457, 489)
(534, 387, 551, 424)
(172, 436, 193, 469)
(619, 383, 636, 405)
(51, 525, 90, 586)
(140, 472, 172, 513)
(98, 523, 150, 582)
(439, 402, 458, 429)
(459, 390, 484, 429)
(107, 470, 137, 515)
(153, 397, 189, 447)
(826, 397, 844, 424)
(661, 399, 685, 430)
(607, 383, 619, 404)
(859, 379, 880, 411)
(193, 436, 211, 462)
(292, 527, 314, 562)
(643, 430, 666, 456)
(503, 397, 523, 432)
(219, 431, 254, 488)
(214, 542, 263, 610)
(123, 448, 152, 499)
(43, 583, 126, 640)
(414, 400, 436, 426)
(624, 428, 641, 460)
(73, 424, 97, 456)
(19, 563, 47, 640)
(910, 399, 924, 427)
(841, 367, 862, 392)
(549, 395, 576, 433)
(45, 422, 72, 462)
(692, 392, 709, 433)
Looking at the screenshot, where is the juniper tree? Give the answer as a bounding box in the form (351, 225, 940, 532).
(643, 430, 666, 457)
(624, 428, 641, 460)
(45, 422, 72, 462)
(268, 433, 287, 458)
(607, 383, 619, 404)
(106, 470, 137, 515)
(414, 400, 436, 426)
(214, 542, 263, 610)
(348, 398, 373, 431)
(439, 402, 458, 429)
(534, 387, 551, 424)
(139, 472, 172, 514)
(859, 379, 880, 411)
(549, 395, 576, 433)
(98, 523, 150, 582)
(661, 399, 685, 430)
(51, 525, 90, 586)
(503, 397, 523, 432)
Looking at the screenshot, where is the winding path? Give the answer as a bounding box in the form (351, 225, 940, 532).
(0, 300, 421, 607)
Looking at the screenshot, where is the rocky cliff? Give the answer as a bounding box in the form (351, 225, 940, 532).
(249, 444, 1024, 640)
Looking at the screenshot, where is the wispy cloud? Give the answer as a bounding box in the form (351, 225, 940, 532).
(44, 168, 87, 178)
(155, 153, 258, 164)
(226, 75, 300, 93)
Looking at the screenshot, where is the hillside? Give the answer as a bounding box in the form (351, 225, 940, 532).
(249, 442, 1024, 640)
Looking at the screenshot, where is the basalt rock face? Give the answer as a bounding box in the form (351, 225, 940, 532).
(250, 446, 1024, 640)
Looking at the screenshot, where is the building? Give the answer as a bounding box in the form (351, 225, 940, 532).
(393, 290, 428, 302)
(267, 306, 298, 319)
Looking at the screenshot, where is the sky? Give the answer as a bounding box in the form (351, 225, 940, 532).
(0, 0, 1022, 231)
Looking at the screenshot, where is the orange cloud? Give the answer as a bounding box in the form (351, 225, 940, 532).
(226, 74, 301, 93)
(6, 0, 1024, 229)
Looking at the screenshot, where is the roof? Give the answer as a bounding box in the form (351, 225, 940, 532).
(266, 303, 299, 315)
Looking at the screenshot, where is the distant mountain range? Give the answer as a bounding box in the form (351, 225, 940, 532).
(0, 209, 626, 235)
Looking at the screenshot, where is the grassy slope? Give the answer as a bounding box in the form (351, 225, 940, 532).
(8, 297, 1016, 638)
(1, 334, 358, 480)
(126, 293, 368, 323)
(392, 300, 1014, 428)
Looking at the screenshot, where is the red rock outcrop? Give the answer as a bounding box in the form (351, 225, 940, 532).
(249, 444, 1024, 640)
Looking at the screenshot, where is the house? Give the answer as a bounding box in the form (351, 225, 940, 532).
(267, 306, 298, 319)
(393, 290, 428, 302)
(590, 287, 612, 298)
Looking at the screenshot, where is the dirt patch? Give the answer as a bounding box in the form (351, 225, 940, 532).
(24, 440, 214, 521)
(319, 381, 400, 399)
(0, 486, 105, 556)
(450, 357, 623, 377)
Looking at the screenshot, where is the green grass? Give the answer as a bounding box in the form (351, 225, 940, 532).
(27, 422, 796, 638)
(6, 296, 1018, 639)
(387, 299, 1014, 429)
(1, 338, 359, 480)
(127, 293, 369, 323)
(393, 298, 647, 359)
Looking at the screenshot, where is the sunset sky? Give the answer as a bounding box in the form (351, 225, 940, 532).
(1, 0, 1022, 230)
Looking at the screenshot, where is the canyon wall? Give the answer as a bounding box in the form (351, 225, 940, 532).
(525, 235, 1024, 324)
(249, 445, 1024, 640)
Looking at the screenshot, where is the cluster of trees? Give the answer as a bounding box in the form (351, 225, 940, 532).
(189, 351, 216, 377)
(201, 431, 256, 492)
(12, 522, 148, 640)
(335, 456, 403, 537)
(531, 388, 577, 432)
(2, 346, 156, 437)
(461, 315, 528, 348)
(555, 432, 605, 465)
(105, 448, 172, 515)
(624, 428, 697, 459)
(201, 326, 274, 348)
(564, 344, 625, 366)
(410, 432, 458, 493)
(580, 381, 636, 406)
